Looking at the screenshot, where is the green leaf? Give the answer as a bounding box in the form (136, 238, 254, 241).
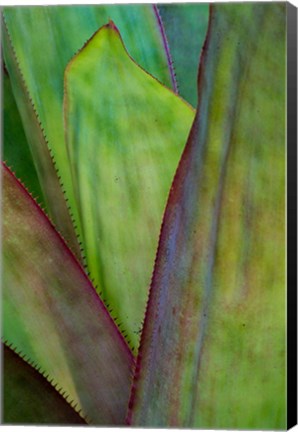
(3, 71, 45, 207)
(128, 3, 286, 429)
(2, 163, 134, 425)
(157, 3, 210, 107)
(64, 22, 195, 350)
(3, 5, 174, 249)
(2, 19, 81, 259)
(3, 343, 86, 425)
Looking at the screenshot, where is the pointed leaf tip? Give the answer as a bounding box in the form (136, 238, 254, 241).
(3, 4, 175, 275)
(107, 19, 119, 32)
(64, 21, 195, 349)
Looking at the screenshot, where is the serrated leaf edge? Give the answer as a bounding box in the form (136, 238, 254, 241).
(3, 162, 135, 362)
(2, 339, 89, 424)
(2, 12, 83, 263)
(125, 5, 213, 424)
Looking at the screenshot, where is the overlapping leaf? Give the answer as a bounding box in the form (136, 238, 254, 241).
(3, 163, 134, 425)
(64, 22, 195, 349)
(2, 21, 81, 258)
(128, 3, 286, 429)
(3, 344, 86, 425)
(3, 5, 174, 248)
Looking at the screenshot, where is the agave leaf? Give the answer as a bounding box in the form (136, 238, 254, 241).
(3, 343, 86, 425)
(157, 3, 210, 107)
(2, 163, 134, 425)
(2, 20, 81, 259)
(3, 71, 45, 207)
(64, 22, 195, 350)
(128, 3, 286, 428)
(3, 5, 174, 248)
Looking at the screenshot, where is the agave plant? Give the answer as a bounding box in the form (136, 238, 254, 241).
(2, 2, 286, 428)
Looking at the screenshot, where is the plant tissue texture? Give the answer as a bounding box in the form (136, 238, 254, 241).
(2, 2, 286, 429)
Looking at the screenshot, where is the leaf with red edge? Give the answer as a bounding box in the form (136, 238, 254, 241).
(156, 3, 209, 107)
(2, 163, 134, 425)
(128, 3, 286, 429)
(2, 5, 175, 257)
(63, 21, 194, 351)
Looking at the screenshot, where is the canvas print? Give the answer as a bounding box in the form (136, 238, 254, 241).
(2, 1, 289, 429)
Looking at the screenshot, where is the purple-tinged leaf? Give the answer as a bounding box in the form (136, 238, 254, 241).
(128, 3, 286, 429)
(3, 163, 134, 425)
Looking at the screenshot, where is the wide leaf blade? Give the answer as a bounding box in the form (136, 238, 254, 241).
(3, 344, 86, 425)
(128, 3, 286, 428)
(3, 163, 134, 425)
(64, 22, 195, 350)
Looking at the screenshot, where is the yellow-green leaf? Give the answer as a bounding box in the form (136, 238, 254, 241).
(64, 22, 195, 350)
(3, 5, 174, 249)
